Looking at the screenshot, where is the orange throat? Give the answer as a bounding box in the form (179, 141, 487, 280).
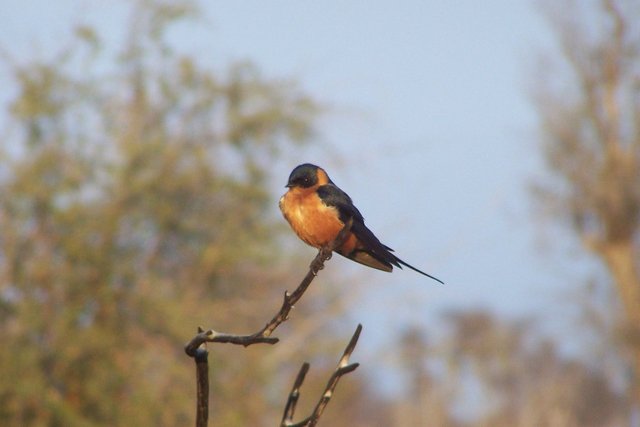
(280, 187, 346, 249)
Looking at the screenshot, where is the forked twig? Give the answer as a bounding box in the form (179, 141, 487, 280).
(184, 220, 354, 427)
(281, 324, 363, 427)
(281, 362, 310, 424)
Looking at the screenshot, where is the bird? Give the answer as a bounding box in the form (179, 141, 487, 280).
(279, 163, 443, 284)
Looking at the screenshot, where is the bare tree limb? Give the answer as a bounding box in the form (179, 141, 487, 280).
(184, 219, 354, 427)
(281, 324, 363, 427)
(193, 327, 209, 427)
(184, 218, 353, 355)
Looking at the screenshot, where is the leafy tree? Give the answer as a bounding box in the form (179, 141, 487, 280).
(0, 1, 320, 425)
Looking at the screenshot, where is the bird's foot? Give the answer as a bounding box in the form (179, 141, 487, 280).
(320, 246, 333, 261)
(310, 247, 332, 275)
(310, 257, 324, 275)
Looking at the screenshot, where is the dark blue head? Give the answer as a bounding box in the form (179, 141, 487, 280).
(286, 163, 324, 189)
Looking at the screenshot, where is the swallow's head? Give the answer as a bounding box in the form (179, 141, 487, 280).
(286, 163, 329, 189)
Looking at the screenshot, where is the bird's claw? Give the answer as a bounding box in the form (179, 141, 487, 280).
(310, 247, 333, 275)
(310, 258, 324, 275)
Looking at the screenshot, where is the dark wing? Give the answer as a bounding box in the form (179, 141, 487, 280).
(315, 184, 395, 266)
(316, 184, 364, 224)
(353, 220, 444, 283)
(317, 184, 444, 284)
(316, 184, 392, 271)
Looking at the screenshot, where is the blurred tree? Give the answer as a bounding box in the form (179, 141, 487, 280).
(443, 311, 626, 426)
(0, 1, 325, 425)
(384, 311, 627, 427)
(531, 0, 640, 416)
(391, 328, 453, 427)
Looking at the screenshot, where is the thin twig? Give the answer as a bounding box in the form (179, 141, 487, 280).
(281, 362, 310, 425)
(281, 324, 363, 427)
(184, 218, 353, 356)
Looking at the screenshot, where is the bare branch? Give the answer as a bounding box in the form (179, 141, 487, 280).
(281, 362, 310, 425)
(281, 324, 363, 427)
(192, 327, 209, 427)
(184, 218, 353, 355)
(184, 219, 354, 427)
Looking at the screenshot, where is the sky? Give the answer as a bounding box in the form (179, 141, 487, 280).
(0, 0, 590, 378)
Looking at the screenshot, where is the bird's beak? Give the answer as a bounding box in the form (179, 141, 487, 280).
(285, 183, 293, 188)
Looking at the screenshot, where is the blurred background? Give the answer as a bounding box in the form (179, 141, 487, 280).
(1, 0, 638, 425)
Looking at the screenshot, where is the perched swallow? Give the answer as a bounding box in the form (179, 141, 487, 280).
(279, 163, 443, 283)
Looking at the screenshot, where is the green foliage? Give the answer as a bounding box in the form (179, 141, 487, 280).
(0, 2, 318, 425)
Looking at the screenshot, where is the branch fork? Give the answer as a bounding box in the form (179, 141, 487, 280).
(184, 219, 356, 427)
(281, 324, 362, 427)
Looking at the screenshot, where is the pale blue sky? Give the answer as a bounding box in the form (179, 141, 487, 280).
(2, 0, 588, 372)
(197, 1, 570, 325)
